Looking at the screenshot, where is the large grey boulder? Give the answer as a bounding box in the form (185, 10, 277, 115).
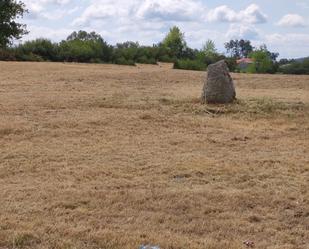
(202, 60, 236, 104)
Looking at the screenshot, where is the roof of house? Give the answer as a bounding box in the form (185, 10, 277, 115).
(236, 58, 254, 64)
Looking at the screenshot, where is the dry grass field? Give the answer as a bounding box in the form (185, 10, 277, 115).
(0, 62, 308, 249)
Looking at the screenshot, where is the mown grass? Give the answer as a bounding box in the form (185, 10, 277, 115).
(159, 97, 308, 118)
(86, 96, 308, 120)
(0, 62, 308, 249)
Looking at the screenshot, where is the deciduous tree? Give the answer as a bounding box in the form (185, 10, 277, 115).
(162, 26, 187, 59)
(0, 0, 28, 48)
(225, 39, 253, 58)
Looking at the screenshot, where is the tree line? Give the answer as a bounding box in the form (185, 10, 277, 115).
(1, 0, 309, 75)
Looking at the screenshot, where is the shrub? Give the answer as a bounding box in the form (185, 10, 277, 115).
(204, 54, 226, 67)
(14, 39, 58, 61)
(225, 57, 237, 72)
(57, 31, 112, 63)
(115, 57, 135, 66)
(90, 58, 104, 64)
(158, 55, 176, 63)
(247, 47, 278, 74)
(174, 59, 207, 71)
(0, 49, 16, 61)
(16, 52, 44, 62)
(136, 56, 157, 64)
(278, 59, 309, 75)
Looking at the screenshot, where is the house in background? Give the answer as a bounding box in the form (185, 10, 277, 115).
(236, 58, 254, 71)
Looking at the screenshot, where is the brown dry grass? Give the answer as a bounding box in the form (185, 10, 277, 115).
(0, 62, 308, 249)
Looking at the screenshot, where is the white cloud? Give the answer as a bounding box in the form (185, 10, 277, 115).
(136, 0, 206, 21)
(24, 0, 72, 19)
(296, 1, 309, 9)
(18, 0, 309, 59)
(21, 25, 74, 42)
(277, 14, 306, 27)
(26, 0, 71, 5)
(183, 26, 225, 50)
(67, 6, 81, 15)
(226, 24, 260, 40)
(266, 33, 309, 46)
(208, 5, 237, 23)
(71, 1, 268, 47)
(72, 0, 206, 26)
(208, 4, 267, 24)
(266, 33, 309, 58)
(239, 4, 267, 24)
(72, 0, 137, 26)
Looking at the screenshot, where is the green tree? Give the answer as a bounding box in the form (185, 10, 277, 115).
(248, 48, 273, 74)
(259, 44, 279, 62)
(200, 39, 224, 66)
(202, 39, 217, 57)
(0, 0, 28, 48)
(67, 30, 103, 42)
(162, 26, 187, 59)
(16, 38, 58, 61)
(112, 41, 139, 64)
(225, 39, 253, 58)
(116, 41, 139, 49)
(59, 31, 112, 62)
(239, 39, 253, 57)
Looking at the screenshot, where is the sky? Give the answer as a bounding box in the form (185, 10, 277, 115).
(20, 0, 309, 59)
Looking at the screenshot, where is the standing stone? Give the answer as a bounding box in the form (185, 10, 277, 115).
(202, 60, 236, 104)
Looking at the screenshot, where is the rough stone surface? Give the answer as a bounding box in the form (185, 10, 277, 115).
(202, 60, 236, 104)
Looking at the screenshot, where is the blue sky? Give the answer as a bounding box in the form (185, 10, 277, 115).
(21, 0, 309, 58)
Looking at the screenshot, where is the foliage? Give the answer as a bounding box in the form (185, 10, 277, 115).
(66, 30, 103, 42)
(278, 58, 309, 75)
(278, 58, 295, 66)
(112, 42, 160, 65)
(173, 41, 226, 72)
(15, 38, 58, 61)
(225, 39, 253, 58)
(162, 26, 187, 59)
(202, 40, 217, 57)
(247, 46, 278, 74)
(204, 53, 226, 67)
(59, 39, 96, 62)
(0, 0, 28, 48)
(114, 57, 135, 66)
(259, 44, 279, 62)
(174, 59, 207, 71)
(2, 25, 307, 75)
(0, 48, 16, 60)
(59, 31, 113, 63)
(225, 57, 237, 72)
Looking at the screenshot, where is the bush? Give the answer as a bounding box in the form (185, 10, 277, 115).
(136, 56, 157, 64)
(278, 59, 309, 75)
(0, 49, 16, 61)
(14, 39, 58, 61)
(59, 40, 96, 62)
(56, 31, 112, 63)
(0, 29, 285, 75)
(16, 52, 44, 62)
(115, 57, 135, 66)
(247, 48, 278, 74)
(174, 59, 207, 71)
(158, 55, 176, 63)
(204, 54, 226, 67)
(89, 58, 104, 64)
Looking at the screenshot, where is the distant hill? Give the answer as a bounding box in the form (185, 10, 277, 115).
(295, 57, 309, 63)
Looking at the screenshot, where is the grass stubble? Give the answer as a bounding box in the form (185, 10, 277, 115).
(0, 62, 308, 249)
